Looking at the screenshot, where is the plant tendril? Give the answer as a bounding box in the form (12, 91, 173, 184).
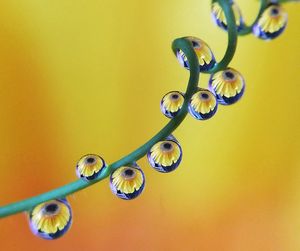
(0, 0, 297, 219)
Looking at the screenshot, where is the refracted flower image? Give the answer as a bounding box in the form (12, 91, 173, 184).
(0, 1, 299, 251)
(211, 0, 244, 31)
(188, 88, 218, 120)
(253, 3, 288, 40)
(110, 163, 145, 200)
(209, 67, 245, 105)
(176, 37, 216, 71)
(147, 135, 182, 173)
(160, 91, 185, 118)
(76, 154, 107, 181)
(28, 199, 72, 240)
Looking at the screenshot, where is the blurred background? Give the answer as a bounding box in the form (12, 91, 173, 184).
(0, 0, 299, 250)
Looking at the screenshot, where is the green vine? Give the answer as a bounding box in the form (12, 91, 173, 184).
(0, 0, 298, 233)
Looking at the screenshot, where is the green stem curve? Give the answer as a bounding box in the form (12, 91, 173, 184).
(0, 0, 240, 218)
(207, 0, 237, 73)
(0, 38, 201, 218)
(238, 0, 297, 36)
(278, 0, 300, 3)
(238, 0, 269, 36)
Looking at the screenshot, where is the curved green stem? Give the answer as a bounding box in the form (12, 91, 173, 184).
(238, 0, 298, 36)
(205, 0, 237, 73)
(0, 38, 200, 218)
(1, 0, 296, 219)
(238, 0, 268, 36)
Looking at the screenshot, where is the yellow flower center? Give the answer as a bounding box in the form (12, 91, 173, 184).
(85, 157, 96, 165)
(270, 7, 280, 17)
(42, 202, 60, 217)
(222, 70, 236, 82)
(170, 93, 179, 101)
(160, 142, 174, 153)
(199, 92, 211, 102)
(121, 168, 136, 181)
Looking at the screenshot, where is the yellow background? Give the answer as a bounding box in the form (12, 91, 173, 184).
(0, 1, 299, 250)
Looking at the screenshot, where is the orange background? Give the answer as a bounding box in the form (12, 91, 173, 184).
(0, 1, 299, 250)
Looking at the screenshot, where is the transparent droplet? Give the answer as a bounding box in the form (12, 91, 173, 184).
(188, 88, 218, 120)
(176, 37, 216, 72)
(209, 67, 245, 105)
(160, 91, 185, 119)
(253, 4, 288, 40)
(76, 154, 107, 181)
(28, 199, 72, 240)
(147, 135, 182, 173)
(110, 163, 145, 200)
(211, 0, 244, 31)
